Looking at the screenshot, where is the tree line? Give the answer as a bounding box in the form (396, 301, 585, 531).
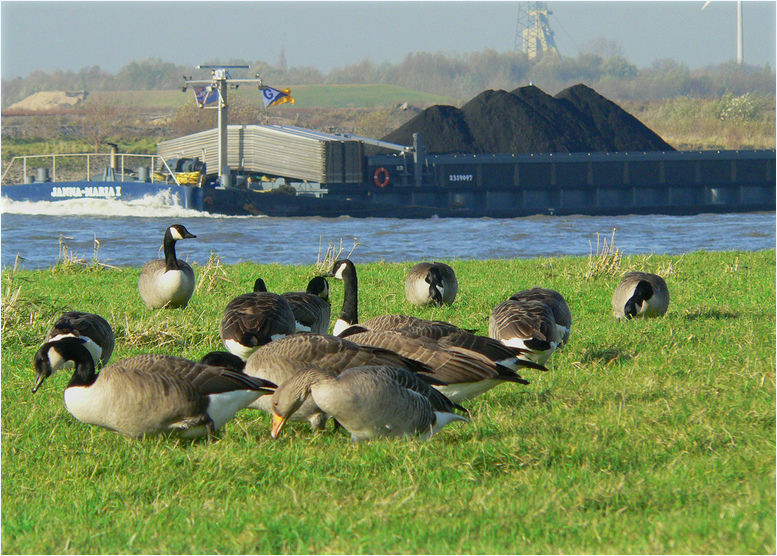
(2, 50, 775, 109)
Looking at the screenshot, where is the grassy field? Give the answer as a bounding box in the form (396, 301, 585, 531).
(1, 249, 774, 554)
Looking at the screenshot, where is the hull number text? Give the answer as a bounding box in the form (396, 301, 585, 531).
(50, 186, 123, 198)
(449, 174, 474, 182)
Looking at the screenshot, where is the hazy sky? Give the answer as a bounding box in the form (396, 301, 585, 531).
(1, 1, 775, 80)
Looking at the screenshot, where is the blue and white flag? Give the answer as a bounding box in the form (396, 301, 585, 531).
(262, 86, 295, 108)
(194, 86, 219, 108)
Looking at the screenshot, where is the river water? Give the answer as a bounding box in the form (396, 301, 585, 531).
(1, 196, 774, 270)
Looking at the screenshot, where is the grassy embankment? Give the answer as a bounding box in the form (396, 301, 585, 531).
(92, 84, 460, 110)
(1, 247, 774, 554)
(2, 86, 773, 163)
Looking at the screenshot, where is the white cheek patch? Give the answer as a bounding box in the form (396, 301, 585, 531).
(169, 227, 184, 240)
(334, 265, 346, 280)
(48, 334, 102, 366)
(332, 319, 351, 337)
(47, 346, 71, 372)
(223, 339, 255, 361)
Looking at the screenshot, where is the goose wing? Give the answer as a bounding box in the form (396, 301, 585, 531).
(313, 366, 459, 441)
(343, 329, 531, 385)
(281, 291, 332, 334)
(220, 292, 296, 348)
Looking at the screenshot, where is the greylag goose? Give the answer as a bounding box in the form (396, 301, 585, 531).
(612, 271, 670, 320)
(270, 365, 467, 442)
(138, 224, 197, 309)
(32, 336, 276, 439)
(243, 333, 436, 430)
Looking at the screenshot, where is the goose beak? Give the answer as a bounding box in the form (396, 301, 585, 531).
(270, 413, 287, 439)
(32, 372, 46, 394)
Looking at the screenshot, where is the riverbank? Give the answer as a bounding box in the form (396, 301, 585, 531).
(2, 251, 774, 553)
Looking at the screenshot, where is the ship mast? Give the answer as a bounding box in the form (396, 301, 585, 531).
(181, 65, 264, 183)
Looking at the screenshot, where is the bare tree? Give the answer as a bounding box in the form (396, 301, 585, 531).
(76, 98, 133, 152)
(168, 93, 263, 138)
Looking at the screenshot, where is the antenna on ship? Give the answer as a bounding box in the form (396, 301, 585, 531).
(181, 65, 264, 183)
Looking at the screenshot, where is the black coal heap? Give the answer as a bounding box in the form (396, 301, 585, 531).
(379, 83, 674, 154)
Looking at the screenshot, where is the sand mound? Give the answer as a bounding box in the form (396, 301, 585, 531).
(8, 91, 87, 111)
(379, 83, 674, 154)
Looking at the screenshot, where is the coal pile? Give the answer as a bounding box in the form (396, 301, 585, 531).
(379, 83, 674, 154)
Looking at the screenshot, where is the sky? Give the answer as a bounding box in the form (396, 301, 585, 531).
(1, 1, 775, 80)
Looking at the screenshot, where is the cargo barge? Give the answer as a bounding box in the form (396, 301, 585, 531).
(1, 125, 774, 218)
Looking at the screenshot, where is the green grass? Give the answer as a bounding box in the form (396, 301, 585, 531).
(2, 250, 774, 554)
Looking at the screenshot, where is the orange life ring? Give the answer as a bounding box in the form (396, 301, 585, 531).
(374, 167, 390, 188)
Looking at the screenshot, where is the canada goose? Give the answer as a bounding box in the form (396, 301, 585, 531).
(326, 258, 360, 336)
(489, 298, 560, 365)
(220, 278, 297, 360)
(138, 224, 197, 309)
(612, 271, 670, 320)
(405, 262, 458, 307)
(509, 287, 572, 348)
(270, 365, 467, 442)
(243, 333, 435, 430)
(327, 259, 457, 335)
(325, 261, 534, 373)
(32, 336, 276, 439)
(281, 276, 332, 335)
(341, 328, 543, 402)
(42, 311, 115, 371)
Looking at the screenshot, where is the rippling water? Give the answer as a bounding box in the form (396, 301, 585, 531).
(1, 197, 774, 270)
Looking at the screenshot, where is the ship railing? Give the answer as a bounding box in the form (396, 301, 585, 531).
(1, 153, 181, 186)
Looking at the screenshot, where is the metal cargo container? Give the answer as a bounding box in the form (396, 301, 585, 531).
(157, 124, 364, 183)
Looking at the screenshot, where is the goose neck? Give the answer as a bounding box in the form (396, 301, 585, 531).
(65, 345, 99, 388)
(339, 268, 358, 326)
(163, 232, 181, 271)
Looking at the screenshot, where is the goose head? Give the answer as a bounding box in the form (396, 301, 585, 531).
(327, 259, 356, 282)
(253, 278, 268, 293)
(306, 276, 330, 302)
(32, 336, 94, 393)
(426, 266, 445, 307)
(167, 224, 196, 242)
(199, 351, 246, 372)
(625, 280, 654, 319)
(270, 367, 334, 439)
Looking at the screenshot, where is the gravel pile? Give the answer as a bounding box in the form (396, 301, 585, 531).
(379, 83, 674, 154)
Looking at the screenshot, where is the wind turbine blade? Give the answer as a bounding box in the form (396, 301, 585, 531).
(701, 1, 712, 10)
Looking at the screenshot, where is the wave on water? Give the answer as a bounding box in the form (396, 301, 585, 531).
(0, 191, 259, 219)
